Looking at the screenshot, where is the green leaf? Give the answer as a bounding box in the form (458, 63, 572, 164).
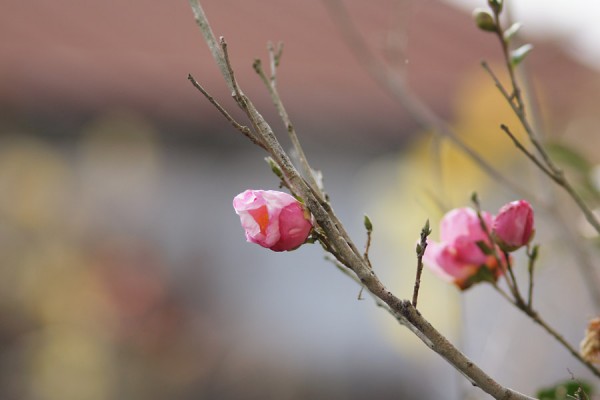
(503, 22, 522, 42)
(511, 44, 534, 66)
(536, 379, 593, 400)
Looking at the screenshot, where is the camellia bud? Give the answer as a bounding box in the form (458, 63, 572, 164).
(233, 189, 312, 252)
(473, 8, 497, 32)
(492, 200, 534, 252)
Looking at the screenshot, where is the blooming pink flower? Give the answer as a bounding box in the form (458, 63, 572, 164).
(424, 207, 504, 290)
(492, 200, 534, 252)
(233, 190, 312, 252)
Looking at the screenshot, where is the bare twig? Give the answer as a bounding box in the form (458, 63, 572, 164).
(489, 11, 555, 172)
(495, 259, 600, 378)
(363, 233, 372, 268)
(412, 220, 430, 308)
(220, 38, 244, 103)
(187, 74, 266, 149)
(526, 244, 538, 308)
(188, 1, 233, 92)
(363, 215, 374, 269)
(482, 8, 600, 237)
(253, 54, 321, 195)
(498, 262, 600, 378)
(526, 309, 600, 378)
(483, 23, 600, 312)
(481, 60, 553, 172)
(498, 123, 554, 179)
(504, 252, 526, 308)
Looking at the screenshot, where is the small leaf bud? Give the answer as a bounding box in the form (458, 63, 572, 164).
(363, 214, 373, 233)
(265, 157, 283, 178)
(473, 9, 497, 32)
(503, 22, 522, 42)
(510, 44, 534, 66)
(487, 0, 503, 15)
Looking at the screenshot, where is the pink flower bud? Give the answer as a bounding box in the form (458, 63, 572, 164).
(424, 207, 505, 290)
(492, 200, 534, 252)
(233, 190, 312, 252)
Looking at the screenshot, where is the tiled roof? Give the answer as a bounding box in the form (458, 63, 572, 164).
(0, 0, 596, 142)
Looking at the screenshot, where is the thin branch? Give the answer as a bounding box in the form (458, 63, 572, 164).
(484, 68, 600, 236)
(187, 74, 266, 149)
(498, 123, 600, 308)
(397, 300, 535, 400)
(412, 220, 430, 308)
(483, 32, 600, 312)
(490, 11, 555, 173)
(268, 41, 284, 80)
(253, 56, 322, 195)
(498, 124, 555, 179)
(188, 0, 234, 92)
(526, 309, 600, 378)
(481, 60, 553, 172)
(493, 265, 600, 378)
(504, 252, 526, 308)
(219, 38, 244, 102)
(526, 245, 537, 309)
(363, 230, 373, 269)
(314, 228, 345, 266)
(482, 11, 600, 236)
(488, 245, 600, 377)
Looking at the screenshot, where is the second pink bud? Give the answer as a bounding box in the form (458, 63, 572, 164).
(492, 200, 534, 252)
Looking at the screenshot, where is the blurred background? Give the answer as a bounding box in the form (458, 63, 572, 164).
(2, 0, 600, 399)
